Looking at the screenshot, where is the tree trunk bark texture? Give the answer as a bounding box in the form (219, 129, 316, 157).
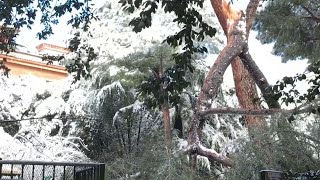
(210, 0, 265, 129)
(161, 102, 172, 148)
(159, 51, 172, 150)
(185, 0, 280, 168)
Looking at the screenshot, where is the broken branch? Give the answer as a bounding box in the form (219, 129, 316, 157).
(184, 144, 233, 167)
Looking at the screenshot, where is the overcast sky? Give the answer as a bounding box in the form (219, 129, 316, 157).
(16, 0, 250, 49)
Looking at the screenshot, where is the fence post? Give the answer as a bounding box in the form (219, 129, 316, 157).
(99, 164, 105, 180)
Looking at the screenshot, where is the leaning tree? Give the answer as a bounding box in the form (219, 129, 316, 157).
(123, 0, 320, 168)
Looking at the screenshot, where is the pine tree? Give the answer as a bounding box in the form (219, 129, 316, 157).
(3, 0, 320, 174)
(255, 0, 320, 63)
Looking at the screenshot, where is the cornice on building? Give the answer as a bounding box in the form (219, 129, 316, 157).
(0, 54, 68, 80)
(36, 43, 70, 54)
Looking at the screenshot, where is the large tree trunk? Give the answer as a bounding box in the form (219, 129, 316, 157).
(231, 61, 264, 129)
(186, 0, 278, 168)
(210, 0, 265, 130)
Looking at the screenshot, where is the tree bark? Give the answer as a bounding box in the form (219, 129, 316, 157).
(239, 48, 281, 108)
(231, 59, 263, 128)
(186, 0, 274, 168)
(199, 107, 293, 116)
(159, 50, 172, 150)
(210, 0, 265, 129)
(188, 17, 246, 167)
(161, 103, 172, 148)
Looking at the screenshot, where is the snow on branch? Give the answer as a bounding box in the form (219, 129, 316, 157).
(197, 144, 233, 167)
(184, 144, 233, 167)
(199, 107, 293, 116)
(199, 101, 320, 117)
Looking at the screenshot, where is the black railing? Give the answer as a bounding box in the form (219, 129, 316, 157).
(0, 160, 105, 180)
(260, 169, 320, 180)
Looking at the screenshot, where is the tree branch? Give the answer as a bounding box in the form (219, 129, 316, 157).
(239, 47, 281, 108)
(198, 28, 246, 110)
(246, 0, 261, 38)
(197, 144, 233, 166)
(199, 107, 293, 116)
(199, 99, 320, 117)
(211, 0, 266, 129)
(188, 28, 245, 167)
(184, 144, 233, 167)
(301, 5, 320, 22)
(210, 0, 242, 35)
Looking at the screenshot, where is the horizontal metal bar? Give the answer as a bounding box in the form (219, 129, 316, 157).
(76, 167, 94, 174)
(0, 160, 102, 167)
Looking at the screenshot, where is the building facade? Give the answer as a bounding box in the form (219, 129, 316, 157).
(0, 43, 70, 80)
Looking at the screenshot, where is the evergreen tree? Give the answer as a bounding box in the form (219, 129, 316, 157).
(255, 0, 320, 63)
(3, 0, 320, 176)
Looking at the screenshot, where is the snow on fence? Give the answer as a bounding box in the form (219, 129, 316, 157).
(0, 160, 105, 180)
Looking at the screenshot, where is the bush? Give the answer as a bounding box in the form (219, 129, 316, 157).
(226, 115, 320, 180)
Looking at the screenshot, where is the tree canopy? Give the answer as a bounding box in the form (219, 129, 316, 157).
(255, 0, 320, 63)
(2, 0, 320, 177)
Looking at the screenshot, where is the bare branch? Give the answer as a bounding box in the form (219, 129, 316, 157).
(184, 144, 233, 167)
(197, 144, 233, 166)
(199, 107, 293, 116)
(239, 48, 281, 108)
(190, 27, 246, 149)
(301, 5, 320, 22)
(199, 99, 320, 117)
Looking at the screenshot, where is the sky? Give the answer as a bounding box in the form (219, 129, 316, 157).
(16, 0, 249, 49)
(16, 0, 106, 50)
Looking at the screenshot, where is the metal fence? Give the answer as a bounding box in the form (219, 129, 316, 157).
(0, 160, 105, 180)
(260, 169, 320, 180)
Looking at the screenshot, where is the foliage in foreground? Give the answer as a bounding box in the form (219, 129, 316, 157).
(226, 115, 320, 180)
(255, 0, 320, 63)
(104, 132, 215, 180)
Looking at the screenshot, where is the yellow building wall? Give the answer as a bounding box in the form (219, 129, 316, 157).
(0, 54, 68, 80)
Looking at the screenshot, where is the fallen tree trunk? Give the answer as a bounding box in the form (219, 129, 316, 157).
(210, 0, 265, 129)
(186, 0, 281, 168)
(188, 10, 246, 167)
